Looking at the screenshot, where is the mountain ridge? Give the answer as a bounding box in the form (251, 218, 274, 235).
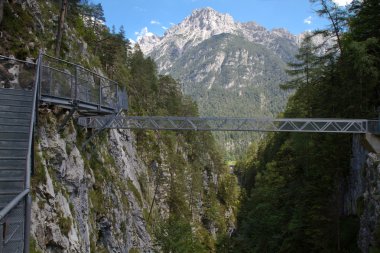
(138, 7, 299, 156)
(138, 7, 301, 62)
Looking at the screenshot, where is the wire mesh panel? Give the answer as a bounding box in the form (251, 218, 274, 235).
(0, 200, 26, 253)
(76, 67, 98, 104)
(40, 54, 122, 112)
(101, 79, 118, 108)
(40, 65, 73, 99)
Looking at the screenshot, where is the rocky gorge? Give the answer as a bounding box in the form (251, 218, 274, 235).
(0, 0, 380, 252)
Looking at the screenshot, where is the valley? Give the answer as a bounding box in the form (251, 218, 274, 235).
(0, 0, 379, 252)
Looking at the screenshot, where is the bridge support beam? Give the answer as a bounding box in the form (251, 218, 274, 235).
(58, 106, 77, 132)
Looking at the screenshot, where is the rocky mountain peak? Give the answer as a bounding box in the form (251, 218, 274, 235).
(183, 7, 235, 32)
(138, 7, 302, 58)
(138, 7, 239, 54)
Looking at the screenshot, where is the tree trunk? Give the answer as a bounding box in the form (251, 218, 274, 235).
(55, 0, 68, 57)
(0, 0, 4, 25)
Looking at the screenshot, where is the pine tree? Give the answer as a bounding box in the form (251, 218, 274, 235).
(55, 0, 68, 57)
(281, 35, 320, 90)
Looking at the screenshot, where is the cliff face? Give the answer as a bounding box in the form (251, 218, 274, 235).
(29, 108, 237, 252)
(345, 135, 380, 253)
(32, 110, 153, 252)
(357, 152, 380, 252)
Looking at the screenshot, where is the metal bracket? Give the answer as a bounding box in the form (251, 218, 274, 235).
(81, 110, 123, 150)
(58, 106, 77, 132)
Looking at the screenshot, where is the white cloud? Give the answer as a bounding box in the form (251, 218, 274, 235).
(304, 16, 312, 25)
(332, 0, 353, 6)
(135, 27, 154, 39)
(169, 22, 175, 26)
(150, 20, 160, 25)
(161, 26, 168, 30)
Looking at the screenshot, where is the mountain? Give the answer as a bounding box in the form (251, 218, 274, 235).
(138, 7, 300, 157)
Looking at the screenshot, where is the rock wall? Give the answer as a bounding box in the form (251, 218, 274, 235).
(344, 134, 367, 216)
(345, 134, 380, 253)
(31, 109, 154, 252)
(358, 152, 380, 252)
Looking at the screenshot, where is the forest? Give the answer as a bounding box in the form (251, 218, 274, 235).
(232, 0, 380, 252)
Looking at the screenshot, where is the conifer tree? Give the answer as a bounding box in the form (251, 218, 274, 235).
(281, 35, 320, 90)
(55, 0, 68, 57)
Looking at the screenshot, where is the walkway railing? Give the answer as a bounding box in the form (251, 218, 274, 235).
(0, 190, 29, 253)
(39, 54, 128, 113)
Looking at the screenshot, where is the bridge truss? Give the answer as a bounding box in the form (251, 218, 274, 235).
(78, 116, 379, 134)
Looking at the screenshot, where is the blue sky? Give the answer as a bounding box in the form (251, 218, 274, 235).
(94, 0, 351, 41)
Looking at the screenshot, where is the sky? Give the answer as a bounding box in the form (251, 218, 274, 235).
(94, 0, 352, 41)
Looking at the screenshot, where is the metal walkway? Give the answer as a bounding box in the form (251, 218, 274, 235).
(0, 88, 36, 253)
(0, 53, 128, 253)
(77, 115, 379, 134)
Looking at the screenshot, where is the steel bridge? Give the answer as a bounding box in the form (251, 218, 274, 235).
(77, 115, 379, 133)
(0, 53, 380, 253)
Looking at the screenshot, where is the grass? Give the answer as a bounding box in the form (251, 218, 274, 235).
(127, 179, 143, 206)
(30, 237, 43, 253)
(32, 148, 46, 187)
(57, 210, 72, 236)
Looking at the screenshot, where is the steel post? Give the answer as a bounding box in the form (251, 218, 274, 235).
(0, 222, 3, 253)
(74, 66, 78, 101)
(98, 82, 102, 111)
(24, 195, 31, 253)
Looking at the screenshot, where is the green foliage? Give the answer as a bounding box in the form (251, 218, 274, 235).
(155, 215, 208, 253)
(127, 179, 143, 206)
(218, 173, 240, 207)
(281, 35, 322, 91)
(0, 2, 36, 57)
(234, 1, 380, 252)
(57, 210, 72, 236)
(32, 145, 46, 187)
(30, 237, 43, 253)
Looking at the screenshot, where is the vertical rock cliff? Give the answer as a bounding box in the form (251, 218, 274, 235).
(32, 109, 153, 252)
(345, 134, 380, 252)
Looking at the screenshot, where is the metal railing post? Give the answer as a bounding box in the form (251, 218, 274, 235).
(74, 66, 78, 101)
(98, 81, 102, 111)
(24, 196, 31, 253)
(0, 223, 3, 253)
(38, 53, 42, 101)
(116, 85, 119, 111)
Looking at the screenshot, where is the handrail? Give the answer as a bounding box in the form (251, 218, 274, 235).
(0, 190, 30, 221)
(0, 55, 37, 65)
(22, 52, 41, 253)
(42, 54, 118, 85)
(42, 65, 74, 77)
(26, 53, 41, 190)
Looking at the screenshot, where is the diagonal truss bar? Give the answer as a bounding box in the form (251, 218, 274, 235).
(77, 116, 379, 134)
